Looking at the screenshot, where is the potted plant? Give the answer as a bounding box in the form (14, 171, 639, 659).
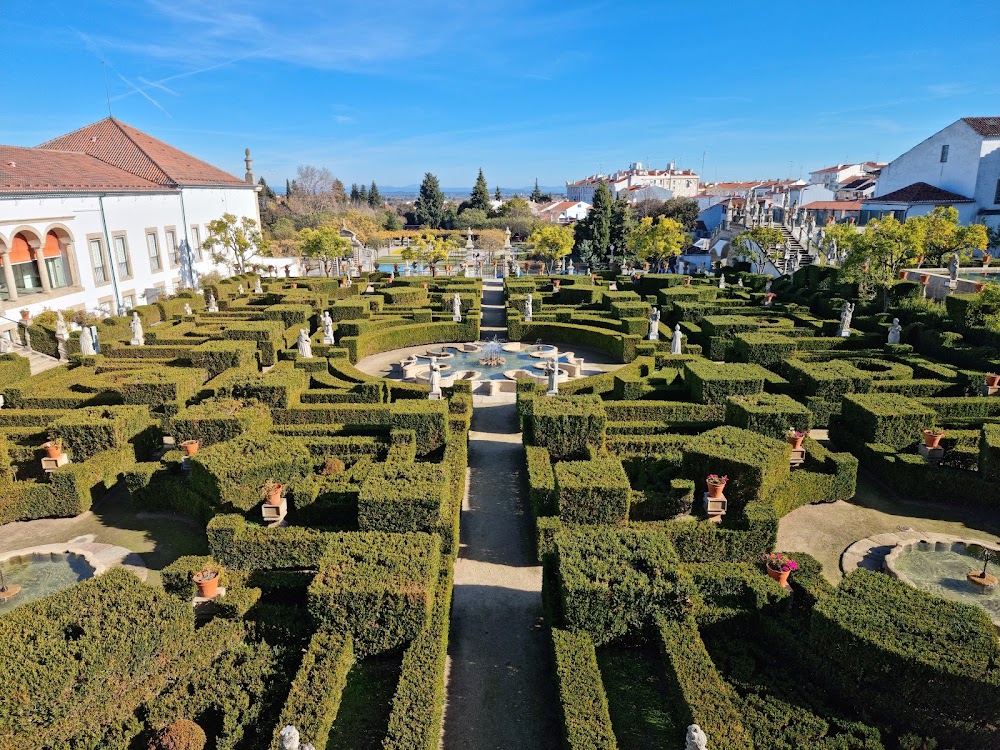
(919, 273, 930, 284)
(262, 481, 284, 506)
(986, 373, 1000, 387)
(192, 564, 221, 598)
(786, 429, 806, 450)
(683, 277, 692, 287)
(19, 309, 30, 321)
(922, 427, 945, 449)
(984, 253, 992, 268)
(761, 552, 798, 586)
(180, 439, 200, 457)
(42, 438, 62, 459)
(706, 473, 728, 499)
(553, 279, 560, 289)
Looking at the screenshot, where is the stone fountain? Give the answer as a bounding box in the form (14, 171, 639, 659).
(0, 562, 21, 602)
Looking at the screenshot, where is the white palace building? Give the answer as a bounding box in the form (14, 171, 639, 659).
(0, 117, 259, 332)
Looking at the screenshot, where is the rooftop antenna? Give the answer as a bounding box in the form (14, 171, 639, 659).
(701, 151, 706, 176)
(102, 60, 112, 117)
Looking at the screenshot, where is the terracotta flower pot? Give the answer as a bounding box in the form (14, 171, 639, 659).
(975, 282, 986, 293)
(919, 274, 930, 284)
(180, 439, 200, 457)
(290, 283, 298, 289)
(192, 570, 219, 599)
(986, 374, 1000, 387)
(684, 278, 691, 287)
(899, 270, 908, 280)
(553, 280, 560, 289)
(43, 441, 62, 459)
(767, 566, 790, 586)
(922, 429, 945, 449)
(265, 485, 284, 506)
(707, 480, 726, 499)
(787, 434, 804, 450)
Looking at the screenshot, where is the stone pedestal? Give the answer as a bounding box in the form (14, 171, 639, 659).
(703, 492, 727, 524)
(789, 448, 805, 468)
(917, 443, 944, 462)
(262, 498, 287, 525)
(980, 384, 1000, 397)
(41, 453, 70, 472)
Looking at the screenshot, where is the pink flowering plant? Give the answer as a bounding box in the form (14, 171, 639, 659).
(706, 474, 728, 486)
(787, 429, 806, 439)
(762, 552, 799, 573)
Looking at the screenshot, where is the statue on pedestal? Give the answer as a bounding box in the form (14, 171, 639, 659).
(183, 303, 193, 316)
(80, 326, 96, 356)
(279, 726, 300, 750)
(428, 356, 442, 399)
(524, 294, 533, 322)
(237, 284, 244, 296)
(130, 312, 145, 346)
(55, 311, 68, 341)
(648, 307, 660, 340)
(452, 293, 462, 323)
(948, 253, 960, 285)
(254, 278, 263, 293)
(322, 311, 335, 344)
(839, 302, 855, 338)
(296, 329, 313, 358)
(888, 318, 902, 345)
(671, 324, 683, 355)
(685, 724, 708, 750)
(207, 293, 219, 312)
(718, 276, 726, 290)
(546, 356, 559, 396)
(0, 331, 12, 354)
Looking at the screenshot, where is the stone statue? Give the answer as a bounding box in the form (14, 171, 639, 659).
(685, 724, 708, 750)
(948, 253, 960, 284)
(718, 276, 726, 290)
(452, 293, 462, 323)
(79, 326, 96, 356)
(237, 284, 244, 296)
(671, 324, 683, 355)
(296, 329, 313, 358)
(279, 725, 300, 750)
(648, 307, 660, 341)
(839, 302, 855, 338)
(546, 356, 559, 396)
(888, 317, 902, 345)
(183, 303, 193, 316)
(524, 294, 533, 322)
(0, 331, 12, 354)
(254, 278, 263, 293)
(322, 311, 335, 344)
(504, 226, 512, 249)
(428, 356, 442, 399)
(207, 293, 218, 312)
(130, 312, 145, 346)
(737, 277, 744, 287)
(55, 311, 68, 341)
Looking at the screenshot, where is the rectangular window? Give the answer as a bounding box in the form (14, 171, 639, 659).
(165, 229, 179, 266)
(113, 236, 131, 277)
(940, 144, 949, 163)
(191, 226, 202, 260)
(122, 294, 135, 310)
(90, 239, 107, 283)
(146, 232, 161, 271)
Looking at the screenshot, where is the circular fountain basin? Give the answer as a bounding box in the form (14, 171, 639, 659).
(0, 551, 96, 613)
(884, 537, 1000, 625)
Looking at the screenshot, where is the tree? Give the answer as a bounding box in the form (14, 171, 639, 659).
(331, 179, 347, 206)
(630, 216, 689, 272)
(498, 196, 533, 217)
(732, 226, 785, 264)
(358, 184, 369, 205)
(988, 224, 1000, 253)
(350, 183, 361, 203)
(657, 198, 700, 231)
(469, 169, 491, 213)
(577, 179, 613, 260)
(285, 179, 293, 199)
(383, 210, 403, 231)
(919, 206, 988, 267)
(202, 214, 266, 273)
(343, 208, 381, 247)
(494, 186, 502, 202)
(289, 164, 342, 214)
(610, 196, 634, 258)
(528, 224, 574, 271)
(368, 181, 382, 207)
(841, 215, 926, 310)
(298, 225, 352, 275)
(454, 208, 489, 229)
(414, 172, 445, 228)
(530, 178, 543, 203)
(257, 177, 276, 200)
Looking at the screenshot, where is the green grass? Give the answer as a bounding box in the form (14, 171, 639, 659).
(596, 640, 680, 750)
(326, 651, 403, 750)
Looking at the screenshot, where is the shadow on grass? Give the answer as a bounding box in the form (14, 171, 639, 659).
(326, 651, 403, 750)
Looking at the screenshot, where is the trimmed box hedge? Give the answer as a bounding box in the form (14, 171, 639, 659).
(555, 456, 631, 525)
(528, 394, 606, 460)
(684, 361, 766, 404)
(551, 629, 618, 750)
(839, 392, 936, 449)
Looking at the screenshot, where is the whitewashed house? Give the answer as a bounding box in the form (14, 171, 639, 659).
(861, 117, 1000, 229)
(0, 117, 259, 332)
(536, 200, 591, 224)
(566, 162, 700, 202)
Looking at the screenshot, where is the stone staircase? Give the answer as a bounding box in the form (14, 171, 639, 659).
(771, 224, 815, 276)
(1, 325, 63, 375)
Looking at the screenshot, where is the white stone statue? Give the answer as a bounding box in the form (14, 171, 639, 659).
(839, 302, 855, 337)
(0, 331, 12, 354)
(279, 725, 300, 750)
(765, 279, 772, 293)
(207, 293, 218, 312)
(737, 277, 744, 287)
(524, 294, 533, 322)
(183, 303, 193, 316)
(648, 307, 660, 341)
(504, 226, 512, 249)
(718, 276, 726, 290)
(322, 311, 335, 344)
(948, 253, 960, 284)
(254, 278, 263, 293)
(671, 324, 683, 355)
(55, 311, 68, 341)
(546, 356, 559, 396)
(296, 329, 313, 358)
(79, 326, 96, 356)
(130, 312, 145, 346)
(685, 724, 708, 750)
(428, 356, 442, 399)
(452, 293, 462, 323)
(237, 284, 244, 296)
(888, 317, 902, 345)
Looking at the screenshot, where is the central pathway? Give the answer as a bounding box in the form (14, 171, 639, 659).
(441, 278, 559, 749)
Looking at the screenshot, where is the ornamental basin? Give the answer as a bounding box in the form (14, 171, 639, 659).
(884, 537, 1000, 626)
(0, 551, 95, 614)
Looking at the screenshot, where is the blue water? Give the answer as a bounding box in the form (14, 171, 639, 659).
(415, 344, 571, 380)
(958, 271, 1000, 284)
(0, 553, 94, 614)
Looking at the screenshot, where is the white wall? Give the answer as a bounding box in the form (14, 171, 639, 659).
(875, 120, 982, 200)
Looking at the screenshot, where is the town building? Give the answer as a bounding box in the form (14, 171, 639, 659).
(861, 117, 1000, 229)
(0, 118, 259, 327)
(566, 162, 699, 202)
(536, 200, 591, 224)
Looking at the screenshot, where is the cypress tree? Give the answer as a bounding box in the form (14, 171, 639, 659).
(494, 186, 502, 202)
(469, 168, 491, 213)
(285, 178, 293, 198)
(414, 172, 445, 228)
(368, 181, 382, 207)
(358, 184, 369, 204)
(530, 178, 543, 203)
(585, 180, 613, 256)
(350, 183, 361, 203)
(610, 195, 634, 257)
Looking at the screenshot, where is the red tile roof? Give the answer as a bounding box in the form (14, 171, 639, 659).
(802, 200, 862, 211)
(962, 117, 1000, 137)
(38, 117, 247, 188)
(0, 145, 166, 193)
(867, 182, 974, 203)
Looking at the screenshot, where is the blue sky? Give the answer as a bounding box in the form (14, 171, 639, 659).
(2, 1, 1000, 190)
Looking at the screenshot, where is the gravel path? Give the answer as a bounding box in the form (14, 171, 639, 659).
(441, 287, 559, 748)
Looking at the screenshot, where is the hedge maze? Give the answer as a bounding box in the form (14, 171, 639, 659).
(0, 271, 477, 748)
(510, 268, 1000, 750)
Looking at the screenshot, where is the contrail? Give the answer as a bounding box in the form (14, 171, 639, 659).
(111, 50, 267, 102)
(138, 77, 178, 96)
(117, 73, 171, 118)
